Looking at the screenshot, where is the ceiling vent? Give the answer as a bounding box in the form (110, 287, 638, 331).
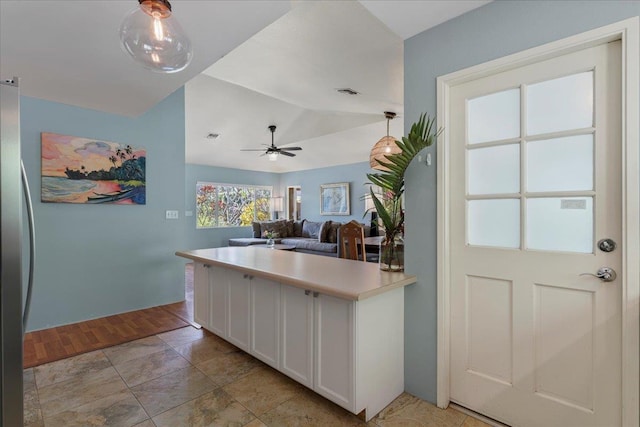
(336, 88, 359, 96)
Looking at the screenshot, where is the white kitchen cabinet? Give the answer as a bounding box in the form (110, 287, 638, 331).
(314, 292, 355, 410)
(250, 276, 280, 368)
(193, 263, 209, 328)
(207, 265, 228, 337)
(279, 288, 363, 414)
(226, 269, 251, 351)
(280, 284, 314, 388)
(186, 250, 411, 422)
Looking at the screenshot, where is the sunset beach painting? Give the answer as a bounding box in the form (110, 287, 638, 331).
(41, 133, 146, 204)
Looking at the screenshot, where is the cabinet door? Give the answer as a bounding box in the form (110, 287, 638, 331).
(250, 277, 280, 368)
(208, 265, 228, 337)
(227, 270, 251, 351)
(193, 263, 209, 328)
(314, 293, 355, 410)
(280, 284, 314, 388)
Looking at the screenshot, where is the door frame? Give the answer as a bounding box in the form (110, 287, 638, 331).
(286, 185, 302, 220)
(436, 17, 639, 426)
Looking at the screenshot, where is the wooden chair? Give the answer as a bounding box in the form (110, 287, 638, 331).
(338, 220, 371, 262)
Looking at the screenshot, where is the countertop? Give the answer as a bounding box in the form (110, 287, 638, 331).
(176, 246, 416, 301)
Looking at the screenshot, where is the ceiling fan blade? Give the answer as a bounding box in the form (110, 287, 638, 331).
(279, 151, 296, 157)
(240, 148, 267, 151)
(279, 147, 302, 151)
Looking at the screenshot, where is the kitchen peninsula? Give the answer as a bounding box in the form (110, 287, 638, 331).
(175, 246, 417, 421)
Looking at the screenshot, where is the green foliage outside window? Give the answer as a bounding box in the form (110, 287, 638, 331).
(196, 183, 272, 228)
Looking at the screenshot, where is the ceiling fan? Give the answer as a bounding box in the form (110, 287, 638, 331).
(241, 125, 302, 161)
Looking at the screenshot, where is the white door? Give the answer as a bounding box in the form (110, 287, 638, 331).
(193, 263, 209, 329)
(314, 292, 355, 411)
(250, 277, 280, 368)
(208, 265, 228, 337)
(449, 42, 621, 426)
(280, 284, 314, 388)
(226, 270, 251, 351)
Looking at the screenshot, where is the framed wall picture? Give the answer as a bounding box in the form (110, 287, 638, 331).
(41, 132, 146, 204)
(320, 182, 350, 215)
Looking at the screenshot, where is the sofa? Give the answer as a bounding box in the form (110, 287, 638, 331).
(228, 219, 372, 257)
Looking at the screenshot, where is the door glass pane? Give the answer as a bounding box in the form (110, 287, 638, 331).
(468, 89, 520, 144)
(468, 199, 520, 248)
(527, 72, 593, 135)
(469, 144, 520, 195)
(526, 197, 593, 253)
(527, 135, 593, 192)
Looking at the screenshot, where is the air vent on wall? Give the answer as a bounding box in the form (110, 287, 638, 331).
(336, 88, 359, 96)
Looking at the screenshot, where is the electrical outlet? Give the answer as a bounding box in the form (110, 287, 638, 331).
(165, 210, 179, 219)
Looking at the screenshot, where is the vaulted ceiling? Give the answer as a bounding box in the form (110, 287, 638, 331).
(0, 0, 490, 172)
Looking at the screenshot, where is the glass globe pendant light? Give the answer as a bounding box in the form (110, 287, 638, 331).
(119, 0, 193, 73)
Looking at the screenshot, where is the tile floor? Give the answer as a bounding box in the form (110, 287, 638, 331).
(24, 326, 492, 427)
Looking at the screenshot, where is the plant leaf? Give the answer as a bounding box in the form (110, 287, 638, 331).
(366, 113, 439, 236)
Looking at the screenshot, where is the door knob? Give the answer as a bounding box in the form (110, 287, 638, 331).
(580, 267, 616, 282)
(597, 238, 617, 253)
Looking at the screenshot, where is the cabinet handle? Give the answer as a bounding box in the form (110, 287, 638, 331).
(305, 290, 310, 296)
(203, 264, 210, 269)
(313, 292, 319, 298)
(249, 275, 254, 280)
(243, 274, 248, 279)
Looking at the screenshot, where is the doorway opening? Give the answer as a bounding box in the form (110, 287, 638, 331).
(287, 186, 302, 220)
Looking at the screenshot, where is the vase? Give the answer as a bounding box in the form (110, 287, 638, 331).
(379, 234, 404, 272)
(266, 238, 275, 248)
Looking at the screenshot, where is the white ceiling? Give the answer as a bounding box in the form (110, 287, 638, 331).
(0, 0, 490, 173)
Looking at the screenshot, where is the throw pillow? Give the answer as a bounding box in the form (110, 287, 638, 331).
(276, 220, 289, 237)
(318, 221, 331, 242)
(293, 220, 305, 237)
(286, 220, 294, 237)
(261, 220, 288, 238)
(252, 222, 261, 238)
(302, 220, 324, 239)
(326, 222, 341, 244)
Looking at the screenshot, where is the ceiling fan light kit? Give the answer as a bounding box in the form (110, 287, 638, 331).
(241, 125, 302, 161)
(370, 111, 401, 171)
(119, 0, 193, 73)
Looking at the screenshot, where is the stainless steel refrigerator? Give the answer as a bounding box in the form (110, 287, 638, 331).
(1, 77, 35, 426)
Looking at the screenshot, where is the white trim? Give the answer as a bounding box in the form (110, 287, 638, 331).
(436, 74, 451, 409)
(436, 17, 640, 425)
(620, 18, 640, 427)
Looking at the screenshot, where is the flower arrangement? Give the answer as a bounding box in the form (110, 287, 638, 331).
(366, 113, 440, 270)
(262, 230, 279, 239)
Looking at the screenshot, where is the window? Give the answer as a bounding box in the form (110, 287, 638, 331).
(196, 182, 272, 228)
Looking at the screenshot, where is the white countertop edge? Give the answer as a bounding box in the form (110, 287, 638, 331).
(176, 247, 416, 301)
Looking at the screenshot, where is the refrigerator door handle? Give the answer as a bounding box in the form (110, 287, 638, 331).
(20, 160, 35, 331)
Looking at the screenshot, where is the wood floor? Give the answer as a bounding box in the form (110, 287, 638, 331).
(23, 263, 196, 368)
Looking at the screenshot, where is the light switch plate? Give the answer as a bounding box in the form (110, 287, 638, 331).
(166, 210, 179, 219)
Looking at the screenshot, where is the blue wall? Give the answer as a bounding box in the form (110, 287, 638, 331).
(21, 89, 187, 331)
(184, 161, 375, 249)
(280, 162, 374, 224)
(403, 1, 640, 403)
(184, 163, 280, 249)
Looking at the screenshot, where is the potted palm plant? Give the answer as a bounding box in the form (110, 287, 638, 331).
(366, 113, 440, 271)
